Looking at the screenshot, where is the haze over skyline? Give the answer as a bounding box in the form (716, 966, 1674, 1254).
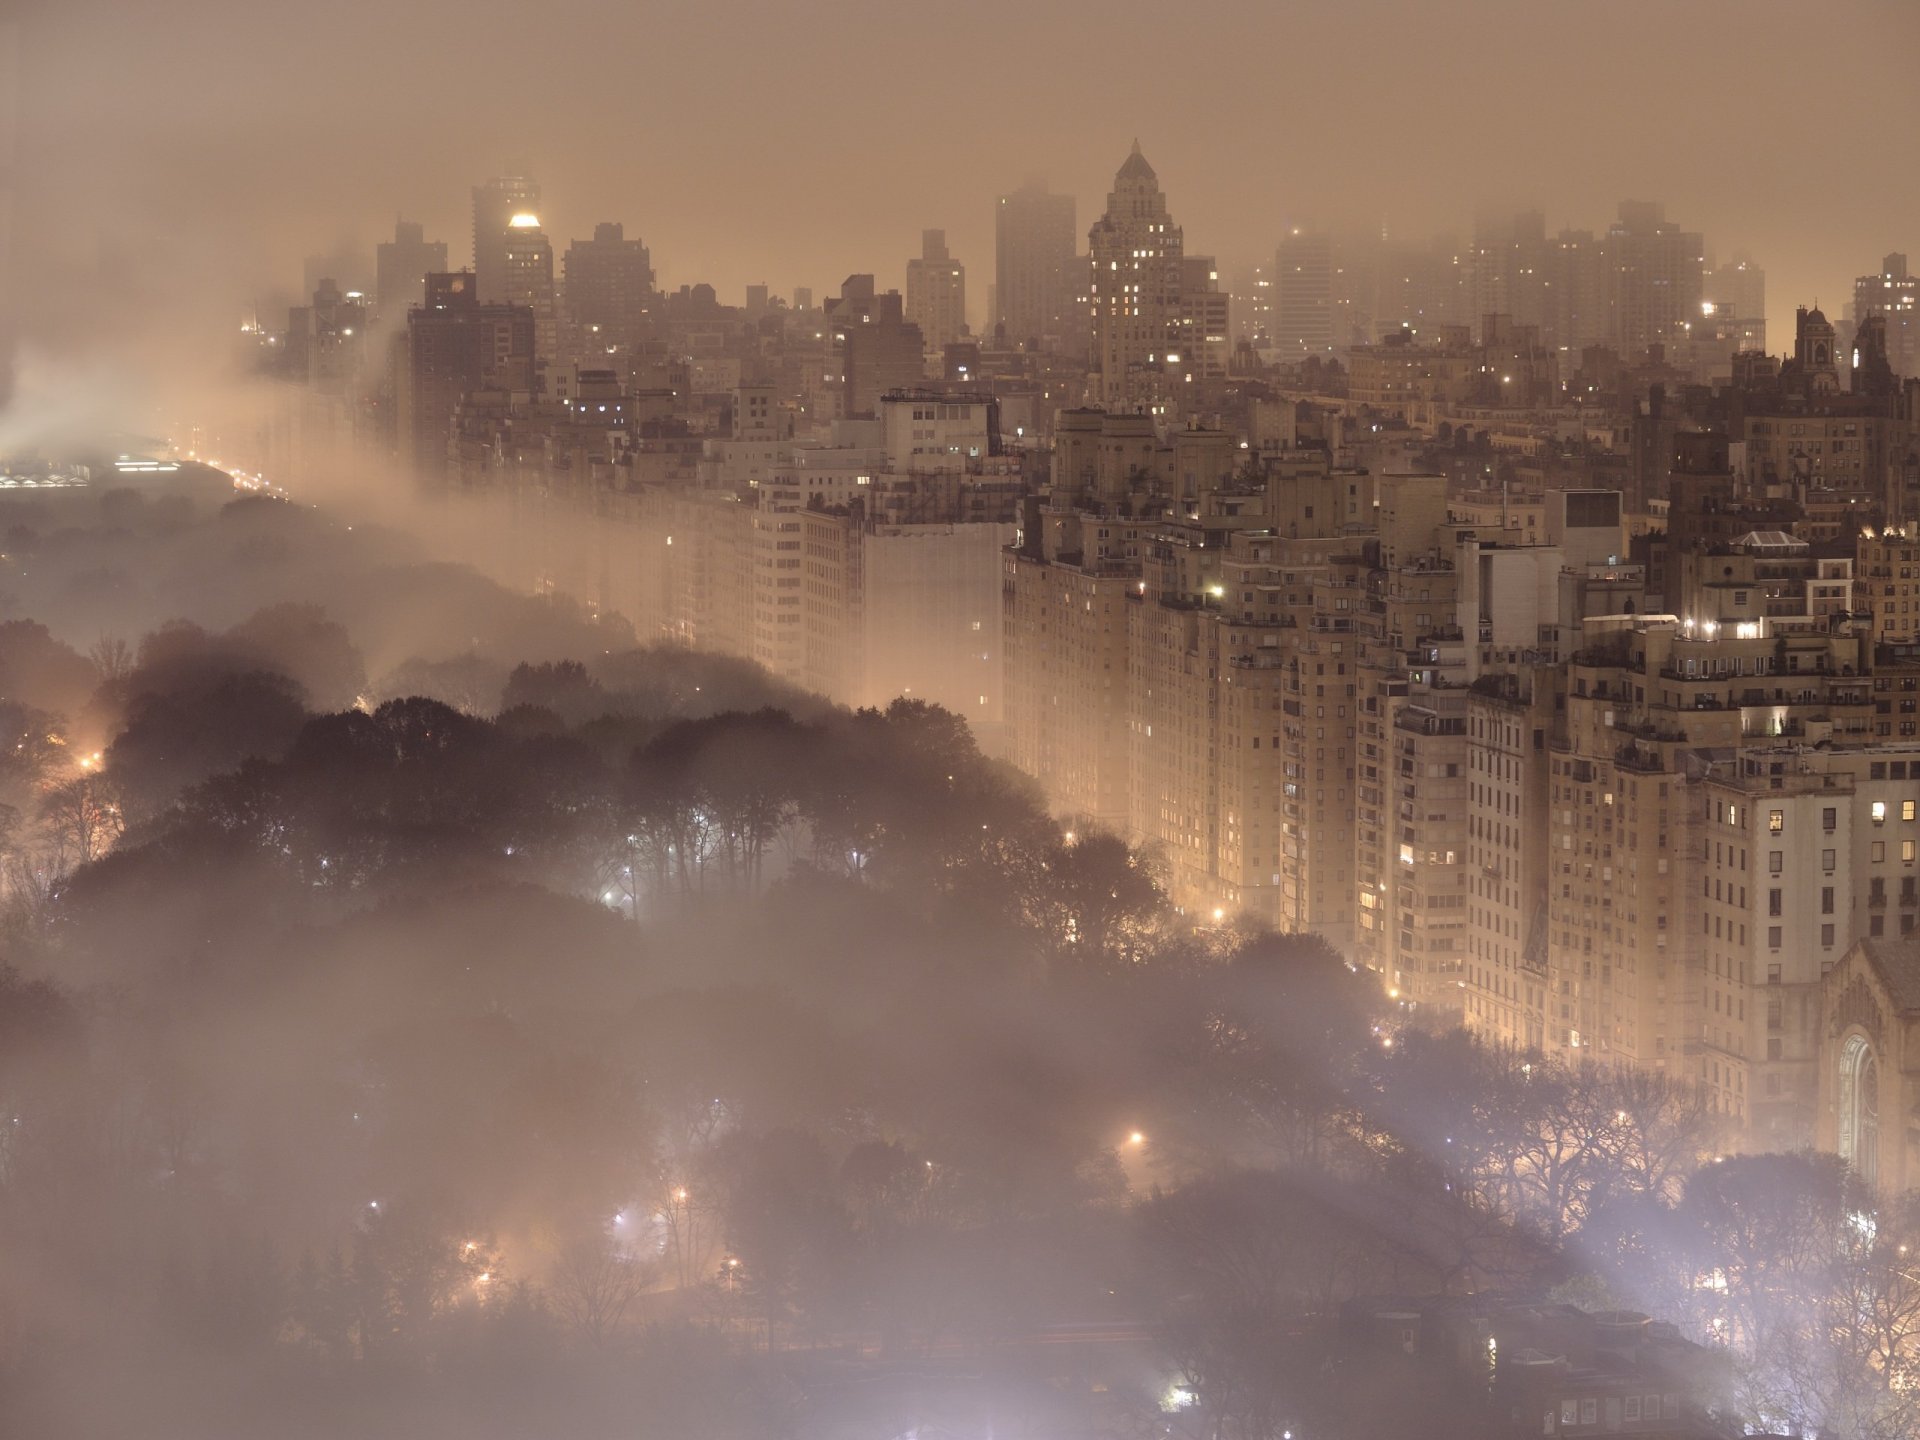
(13, 0, 1920, 379)
(12, 6, 1920, 1437)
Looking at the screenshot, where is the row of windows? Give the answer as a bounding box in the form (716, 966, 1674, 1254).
(1764, 799, 1918, 832)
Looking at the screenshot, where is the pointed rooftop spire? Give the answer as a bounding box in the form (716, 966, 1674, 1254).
(1116, 138, 1157, 184)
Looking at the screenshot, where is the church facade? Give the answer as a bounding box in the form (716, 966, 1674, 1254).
(1815, 935, 1920, 1193)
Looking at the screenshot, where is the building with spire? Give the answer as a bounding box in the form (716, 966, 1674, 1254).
(1086, 141, 1184, 409)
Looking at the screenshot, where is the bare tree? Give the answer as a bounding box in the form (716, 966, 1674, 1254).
(548, 1229, 658, 1350)
(88, 635, 133, 688)
(37, 773, 123, 869)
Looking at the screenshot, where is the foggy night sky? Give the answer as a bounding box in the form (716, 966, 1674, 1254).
(12, 0, 1920, 386)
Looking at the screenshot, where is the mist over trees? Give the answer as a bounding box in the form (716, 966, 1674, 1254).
(0, 489, 1914, 1439)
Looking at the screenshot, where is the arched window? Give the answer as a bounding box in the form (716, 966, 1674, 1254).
(1838, 1033, 1880, 1187)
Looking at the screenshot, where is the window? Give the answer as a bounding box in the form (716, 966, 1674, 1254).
(1823, 887, 1835, 914)
(1624, 1398, 1642, 1423)
(1823, 850, 1837, 872)
(1768, 927, 1782, 949)
(1769, 809, 1785, 833)
(1581, 1400, 1598, 1426)
(1768, 963, 1782, 983)
(1908, 800, 1917, 822)
(1770, 851, 1784, 874)
(1874, 841, 1887, 862)
(1769, 889, 1783, 916)
(1824, 807, 1838, 831)
(1823, 923, 1836, 947)
(1907, 840, 1917, 863)
(1768, 1037, 1783, 1060)
(1874, 801, 1888, 824)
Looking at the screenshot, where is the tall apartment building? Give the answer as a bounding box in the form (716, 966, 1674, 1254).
(1274, 228, 1333, 359)
(563, 222, 655, 354)
(825, 276, 927, 419)
(1546, 229, 1607, 355)
(472, 175, 540, 305)
(500, 213, 559, 363)
(374, 219, 447, 322)
(1704, 254, 1766, 353)
(1858, 524, 1920, 644)
(1601, 201, 1704, 357)
(1541, 528, 1894, 1140)
(995, 180, 1077, 351)
(1469, 208, 1549, 337)
(1086, 143, 1184, 408)
(1176, 256, 1230, 383)
(1851, 253, 1919, 381)
(1465, 669, 1556, 1049)
(905, 229, 967, 355)
(399, 272, 535, 481)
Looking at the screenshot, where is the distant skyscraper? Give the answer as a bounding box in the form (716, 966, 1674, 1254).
(825, 275, 925, 418)
(1177, 256, 1229, 381)
(1852, 253, 1917, 378)
(1469, 208, 1548, 338)
(905, 229, 966, 354)
(1705, 255, 1764, 328)
(1547, 228, 1606, 352)
(995, 179, 1076, 349)
(472, 175, 540, 304)
(374, 219, 447, 322)
(563, 221, 655, 353)
(284, 278, 368, 392)
(1601, 201, 1703, 357)
(401, 272, 535, 482)
(1087, 141, 1183, 407)
(500, 214, 558, 362)
(1274, 228, 1332, 358)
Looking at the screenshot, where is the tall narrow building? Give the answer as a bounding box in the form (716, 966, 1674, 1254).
(472, 175, 540, 305)
(500, 213, 558, 364)
(905, 229, 967, 355)
(1601, 201, 1704, 357)
(400, 272, 535, 483)
(1852, 253, 1918, 379)
(995, 179, 1077, 350)
(374, 219, 447, 323)
(1274, 227, 1333, 359)
(1087, 141, 1183, 408)
(564, 221, 655, 354)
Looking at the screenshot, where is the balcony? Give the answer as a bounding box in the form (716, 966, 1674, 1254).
(1615, 744, 1668, 773)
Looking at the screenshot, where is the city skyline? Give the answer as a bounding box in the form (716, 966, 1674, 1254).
(12, 2, 1920, 378)
(9, 5, 1920, 1437)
